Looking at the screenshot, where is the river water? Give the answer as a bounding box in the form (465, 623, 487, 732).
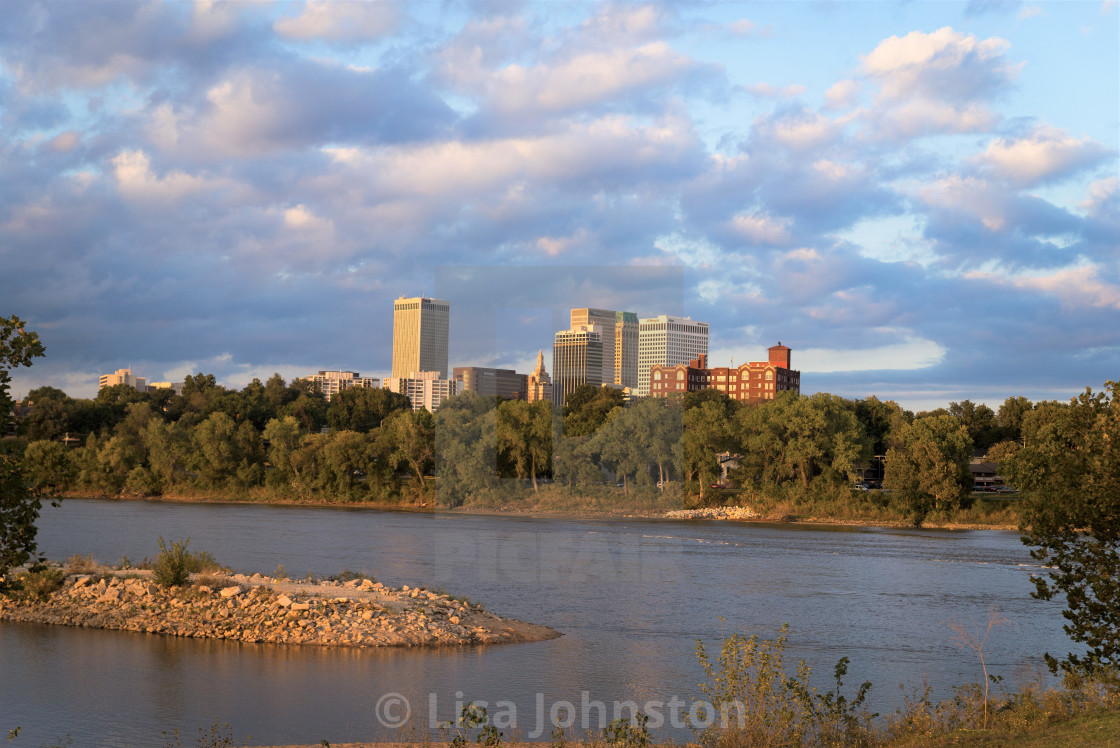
(1, 500, 1069, 746)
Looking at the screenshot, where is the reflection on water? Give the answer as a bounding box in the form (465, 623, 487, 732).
(0, 500, 1068, 746)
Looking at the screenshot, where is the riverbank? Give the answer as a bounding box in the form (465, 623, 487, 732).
(54, 492, 1022, 532)
(0, 567, 559, 648)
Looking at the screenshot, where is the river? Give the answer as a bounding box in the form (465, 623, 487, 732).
(1, 499, 1069, 746)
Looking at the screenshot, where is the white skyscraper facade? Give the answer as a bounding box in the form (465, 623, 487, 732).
(637, 315, 709, 397)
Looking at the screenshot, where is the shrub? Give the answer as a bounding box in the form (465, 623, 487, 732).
(152, 537, 192, 588)
(694, 624, 876, 748)
(328, 568, 376, 583)
(65, 553, 98, 573)
(18, 565, 66, 600)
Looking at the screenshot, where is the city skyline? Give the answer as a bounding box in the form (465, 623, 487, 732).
(2, 1, 1116, 411)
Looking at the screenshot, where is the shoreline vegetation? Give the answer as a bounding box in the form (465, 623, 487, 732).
(10, 375, 1052, 532)
(54, 489, 1025, 532)
(0, 558, 558, 648)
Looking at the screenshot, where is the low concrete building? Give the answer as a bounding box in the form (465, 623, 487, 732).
(99, 368, 147, 393)
(302, 370, 380, 402)
(453, 367, 528, 400)
(383, 371, 460, 412)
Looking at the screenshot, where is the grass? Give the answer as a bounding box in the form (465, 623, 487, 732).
(885, 708, 1120, 747)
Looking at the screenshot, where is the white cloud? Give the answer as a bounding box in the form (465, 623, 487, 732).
(798, 333, 947, 372)
(966, 264, 1120, 310)
(535, 229, 594, 257)
(1080, 177, 1118, 218)
(274, 1, 399, 42)
(742, 82, 807, 99)
(978, 125, 1111, 187)
(283, 204, 335, 236)
(579, 4, 666, 43)
(111, 150, 229, 204)
(914, 175, 1008, 231)
(46, 131, 80, 153)
(488, 42, 698, 115)
(730, 212, 792, 245)
(756, 109, 843, 152)
(824, 79, 860, 109)
(861, 27, 1020, 138)
(323, 113, 699, 199)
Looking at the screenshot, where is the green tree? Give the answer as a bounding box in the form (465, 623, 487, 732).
(434, 392, 499, 506)
(281, 392, 329, 432)
(633, 396, 682, 490)
(327, 386, 412, 433)
(995, 395, 1034, 444)
(262, 416, 305, 487)
(190, 412, 243, 488)
(729, 393, 862, 498)
(381, 408, 435, 492)
(995, 382, 1119, 674)
(21, 440, 75, 495)
(682, 400, 732, 504)
(884, 415, 973, 526)
(562, 385, 625, 437)
(141, 418, 190, 492)
(1, 315, 47, 590)
(949, 399, 998, 450)
(497, 399, 553, 492)
(591, 404, 644, 494)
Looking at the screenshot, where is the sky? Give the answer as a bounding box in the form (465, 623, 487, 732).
(1, 0, 1117, 411)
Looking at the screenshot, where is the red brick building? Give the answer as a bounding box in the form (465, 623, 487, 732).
(649, 343, 801, 403)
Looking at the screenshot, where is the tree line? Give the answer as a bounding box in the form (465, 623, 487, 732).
(4, 314, 1116, 675)
(11, 370, 1056, 523)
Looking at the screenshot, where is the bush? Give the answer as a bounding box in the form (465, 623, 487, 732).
(152, 537, 193, 588)
(18, 565, 66, 600)
(694, 624, 876, 748)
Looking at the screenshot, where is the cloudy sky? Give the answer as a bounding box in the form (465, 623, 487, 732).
(2, 0, 1117, 410)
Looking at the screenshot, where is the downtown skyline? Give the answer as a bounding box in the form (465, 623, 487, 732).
(1, 0, 1116, 411)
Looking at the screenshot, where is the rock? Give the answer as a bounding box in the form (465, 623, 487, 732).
(450, 616, 460, 625)
(277, 595, 292, 607)
(147, 584, 160, 596)
(220, 586, 241, 598)
(402, 585, 410, 591)
(290, 602, 310, 611)
(73, 576, 91, 589)
(360, 578, 375, 590)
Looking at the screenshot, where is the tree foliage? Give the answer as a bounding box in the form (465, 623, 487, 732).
(1, 315, 46, 591)
(995, 382, 1119, 674)
(884, 415, 973, 526)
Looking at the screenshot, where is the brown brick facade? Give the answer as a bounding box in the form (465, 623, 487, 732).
(649, 344, 801, 403)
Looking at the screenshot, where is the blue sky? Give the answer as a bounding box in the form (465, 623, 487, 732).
(1, 0, 1116, 410)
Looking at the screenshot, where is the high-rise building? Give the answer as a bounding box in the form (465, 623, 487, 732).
(392, 297, 450, 379)
(383, 371, 460, 412)
(570, 308, 616, 387)
(302, 370, 380, 401)
(614, 311, 638, 388)
(637, 315, 709, 397)
(99, 368, 147, 393)
(527, 349, 553, 404)
(552, 325, 603, 408)
(453, 367, 528, 400)
(649, 344, 801, 403)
